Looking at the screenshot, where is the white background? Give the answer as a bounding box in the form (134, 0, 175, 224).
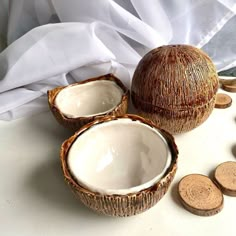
(1, 88, 236, 236)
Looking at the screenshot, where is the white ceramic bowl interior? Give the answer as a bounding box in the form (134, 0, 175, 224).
(55, 80, 123, 118)
(68, 118, 172, 195)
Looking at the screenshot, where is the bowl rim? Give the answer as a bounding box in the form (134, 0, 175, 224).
(47, 73, 129, 121)
(60, 114, 178, 196)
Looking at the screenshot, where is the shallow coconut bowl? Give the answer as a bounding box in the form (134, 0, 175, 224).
(131, 45, 219, 134)
(60, 114, 178, 217)
(48, 74, 129, 131)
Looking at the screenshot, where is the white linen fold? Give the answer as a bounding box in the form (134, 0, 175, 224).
(0, 0, 235, 120)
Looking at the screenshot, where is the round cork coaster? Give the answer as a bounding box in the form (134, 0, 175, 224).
(222, 84, 236, 93)
(178, 174, 224, 216)
(214, 161, 236, 196)
(219, 77, 236, 86)
(215, 93, 232, 109)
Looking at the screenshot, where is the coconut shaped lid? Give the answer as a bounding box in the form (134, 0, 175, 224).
(131, 45, 219, 109)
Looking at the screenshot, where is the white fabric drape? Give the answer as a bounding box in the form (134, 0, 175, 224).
(0, 0, 235, 120)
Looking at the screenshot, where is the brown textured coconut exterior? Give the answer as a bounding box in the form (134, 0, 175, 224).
(131, 45, 219, 134)
(60, 114, 178, 217)
(48, 74, 129, 131)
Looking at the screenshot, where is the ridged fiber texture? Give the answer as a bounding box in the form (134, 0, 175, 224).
(131, 45, 219, 134)
(60, 114, 178, 217)
(48, 74, 129, 131)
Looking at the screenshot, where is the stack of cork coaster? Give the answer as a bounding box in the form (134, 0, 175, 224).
(178, 161, 236, 216)
(214, 76, 236, 109)
(219, 77, 236, 93)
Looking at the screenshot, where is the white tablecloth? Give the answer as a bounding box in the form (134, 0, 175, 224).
(1, 89, 236, 236)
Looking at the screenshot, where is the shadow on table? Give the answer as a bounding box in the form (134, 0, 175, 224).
(170, 181, 183, 209)
(231, 143, 236, 159)
(208, 168, 216, 181)
(25, 112, 112, 221)
(27, 156, 111, 220)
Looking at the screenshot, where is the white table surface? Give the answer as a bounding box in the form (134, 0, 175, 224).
(1, 90, 236, 236)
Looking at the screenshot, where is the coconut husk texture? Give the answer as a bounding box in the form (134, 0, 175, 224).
(131, 45, 219, 134)
(60, 114, 178, 217)
(48, 74, 129, 131)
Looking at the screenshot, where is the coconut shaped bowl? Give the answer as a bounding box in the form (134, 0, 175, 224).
(48, 74, 129, 131)
(131, 45, 219, 134)
(60, 114, 178, 217)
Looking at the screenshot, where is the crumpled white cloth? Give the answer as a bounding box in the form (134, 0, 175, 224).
(0, 0, 236, 120)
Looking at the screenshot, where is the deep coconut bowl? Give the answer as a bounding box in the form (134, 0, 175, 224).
(60, 114, 178, 217)
(48, 74, 129, 131)
(131, 44, 219, 134)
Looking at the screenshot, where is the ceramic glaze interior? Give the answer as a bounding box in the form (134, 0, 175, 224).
(55, 80, 123, 118)
(68, 119, 171, 195)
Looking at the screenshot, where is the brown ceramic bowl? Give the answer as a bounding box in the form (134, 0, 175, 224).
(60, 114, 178, 217)
(48, 74, 129, 131)
(131, 45, 219, 134)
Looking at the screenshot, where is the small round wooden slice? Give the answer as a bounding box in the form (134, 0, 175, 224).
(178, 174, 223, 216)
(219, 77, 236, 86)
(214, 161, 236, 196)
(214, 93, 232, 109)
(222, 84, 236, 93)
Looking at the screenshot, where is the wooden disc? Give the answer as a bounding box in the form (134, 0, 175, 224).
(214, 161, 236, 196)
(214, 93, 232, 109)
(222, 84, 236, 93)
(219, 77, 236, 86)
(219, 77, 236, 92)
(178, 174, 223, 216)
